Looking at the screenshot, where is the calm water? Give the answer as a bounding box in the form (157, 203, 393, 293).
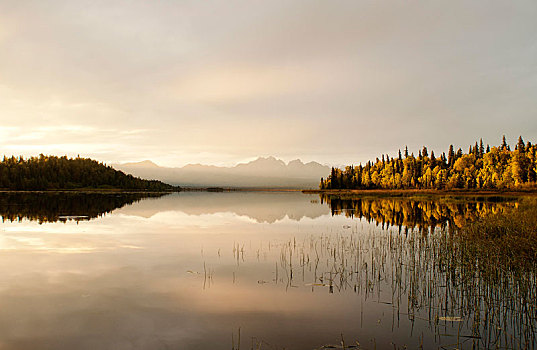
(0, 192, 534, 349)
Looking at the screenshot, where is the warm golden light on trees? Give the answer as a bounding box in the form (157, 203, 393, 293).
(321, 136, 537, 190)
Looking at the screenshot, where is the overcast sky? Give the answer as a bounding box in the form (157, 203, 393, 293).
(1, 0, 536, 167)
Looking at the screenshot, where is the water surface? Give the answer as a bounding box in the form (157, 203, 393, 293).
(0, 192, 533, 349)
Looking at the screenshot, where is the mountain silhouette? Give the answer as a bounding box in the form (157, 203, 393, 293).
(113, 157, 329, 189)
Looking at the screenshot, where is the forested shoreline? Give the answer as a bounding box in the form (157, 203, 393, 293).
(0, 155, 178, 191)
(321, 136, 537, 190)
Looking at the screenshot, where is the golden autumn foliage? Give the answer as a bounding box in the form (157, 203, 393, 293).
(321, 136, 537, 190)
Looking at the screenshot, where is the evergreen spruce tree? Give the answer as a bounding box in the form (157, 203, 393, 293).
(422, 146, 428, 158)
(517, 136, 525, 153)
(448, 145, 455, 166)
(501, 135, 508, 150)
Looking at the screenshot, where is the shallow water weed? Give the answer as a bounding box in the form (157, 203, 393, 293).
(230, 222, 536, 349)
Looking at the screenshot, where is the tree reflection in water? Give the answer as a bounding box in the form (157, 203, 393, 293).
(321, 194, 518, 230)
(0, 191, 168, 223)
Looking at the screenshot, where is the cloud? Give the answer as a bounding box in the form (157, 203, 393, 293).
(0, 0, 536, 166)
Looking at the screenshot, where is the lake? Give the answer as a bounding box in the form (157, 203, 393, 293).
(0, 191, 534, 349)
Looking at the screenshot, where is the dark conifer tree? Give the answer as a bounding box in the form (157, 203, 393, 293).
(501, 135, 508, 150)
(448, 145, 455, 166)
(422, 146, 428, 158)
(517, 136, 525, 153)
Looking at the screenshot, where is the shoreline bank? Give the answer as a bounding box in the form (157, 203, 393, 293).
(303, 188, 537, 197)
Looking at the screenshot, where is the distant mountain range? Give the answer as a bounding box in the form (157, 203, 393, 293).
(112, 157, 330, 189)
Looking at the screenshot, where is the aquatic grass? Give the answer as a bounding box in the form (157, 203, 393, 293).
(224, 197, 536, 349)
(457, 199, 537, 268)
(230, 223, 536, 348)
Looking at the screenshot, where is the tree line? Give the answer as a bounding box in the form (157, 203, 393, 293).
(0, 155, 178, 191)
(320, 136, 537, 190)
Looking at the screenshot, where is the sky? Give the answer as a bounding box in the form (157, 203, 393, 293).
(1, 0, 536, 167)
